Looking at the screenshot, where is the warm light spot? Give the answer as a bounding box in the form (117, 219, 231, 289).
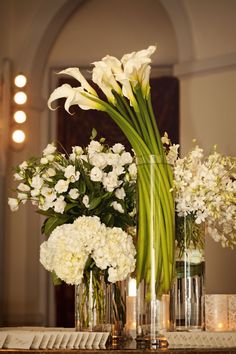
(217, 322, 223, 329)
(12, 129, 25, 143)
(13, 110, 27, 123)
(14, 92, 27, 105)
(128, 278, 137, 296)
(14, 74, 27, 88)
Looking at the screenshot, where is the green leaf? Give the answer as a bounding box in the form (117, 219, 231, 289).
(51, 271, 62, 285)
(78, 178, 86, 194)
(42, 215, 70, 237)
(102, 213, 114, 227)
(90, 128, 97, 140)
(88, 197, 102, 210)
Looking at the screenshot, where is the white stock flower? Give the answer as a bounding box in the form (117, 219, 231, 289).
(41, 187, 57, 202)
(43, 143, 56, 156)
(17, 193, 27, 202)
(103, 171, 120, 192)
(89, 153, 107, 169)
(14, 172, 23, 181)
(128, 163, 137, 179)
(112, 143, 125, 154)
(31, 175, 44, 190)
(55, 179, 69, 193)
(82, 195, 90, 208)
(88, 140, 103, 155)
(19, 161, 28, 170)
(64, 165, 80, 181)
(69, 188, 79, 199)
(90, 167, 103, 182)
(53, 196, 66, 213)
(18, 183, 30, 192)
(119, 151, 133, 165)
(8, 198, 19, 211)
(115, 187, 126, 200)
(40, 157, 48, 164)
(111, 201, 124, 213)
(46, 168, 56, 177)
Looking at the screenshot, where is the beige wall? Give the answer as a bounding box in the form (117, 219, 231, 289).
(0, 0, 236, 325)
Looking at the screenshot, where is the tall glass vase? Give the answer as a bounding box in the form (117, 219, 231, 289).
(75, 269, 126, 338)
(136, 156, 175, 348)
(170, 215, 205, 331)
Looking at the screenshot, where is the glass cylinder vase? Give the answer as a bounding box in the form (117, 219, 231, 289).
(75, 269, 126, 338)
(136, 156, 175, 348)
(170, 215, 205, 331)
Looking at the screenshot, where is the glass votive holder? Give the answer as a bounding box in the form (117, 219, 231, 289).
(205, 294, 228, 331)
(228, 295, 236, 331)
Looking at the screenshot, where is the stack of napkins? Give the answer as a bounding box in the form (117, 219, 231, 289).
(0, 328, 110, 350)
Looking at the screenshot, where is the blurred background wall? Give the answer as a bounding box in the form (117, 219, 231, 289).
(0, 0, 235, 326)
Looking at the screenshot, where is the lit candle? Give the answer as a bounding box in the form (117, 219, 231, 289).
(126, 278, 137, 332)
(205, 294, 228, 331)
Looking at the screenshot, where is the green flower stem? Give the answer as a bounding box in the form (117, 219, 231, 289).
(83, 92, 175, 295)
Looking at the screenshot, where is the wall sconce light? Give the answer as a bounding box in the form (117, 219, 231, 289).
(14, 74, 27, 88)
(13, 110, 27, 124)
(12, 129, 26, 144)
(11, 73, 28, 148)
(14, 91, 27, 105)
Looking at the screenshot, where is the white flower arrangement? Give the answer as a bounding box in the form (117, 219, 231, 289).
(40, 215, 136, 285)
(163, 136, 236, 249)
(8, 138, 136, 237)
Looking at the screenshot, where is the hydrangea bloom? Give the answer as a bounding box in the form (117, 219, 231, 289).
(40, 216, 136, 285)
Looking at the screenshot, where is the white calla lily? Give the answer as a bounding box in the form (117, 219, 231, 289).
(121, 45, 156, 97)
(92, 60, 122, 104)
(48, 84, 105, 113)
(59, 67, 98, 96)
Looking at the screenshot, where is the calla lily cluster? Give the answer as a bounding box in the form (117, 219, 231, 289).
(48, 45, 175, 295)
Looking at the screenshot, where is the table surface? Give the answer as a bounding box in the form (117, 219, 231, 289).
(0, 348, 236, 353)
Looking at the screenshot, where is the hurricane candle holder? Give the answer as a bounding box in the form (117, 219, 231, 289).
(228, 295, 236, 331)
(205, 294, 228, 331)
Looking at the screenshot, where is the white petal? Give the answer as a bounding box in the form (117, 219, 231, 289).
(59, 68, 98, 97)
(48, 84, 74, 110)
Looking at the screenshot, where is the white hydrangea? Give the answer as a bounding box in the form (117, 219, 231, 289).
(40, 216, 136, 285)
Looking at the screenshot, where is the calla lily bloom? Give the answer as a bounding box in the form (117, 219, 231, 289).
(121, 45, 156, 98)
(59, 67, 98, 97)
(92, 60, 122, 104)
(48, 84, 105, 112)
